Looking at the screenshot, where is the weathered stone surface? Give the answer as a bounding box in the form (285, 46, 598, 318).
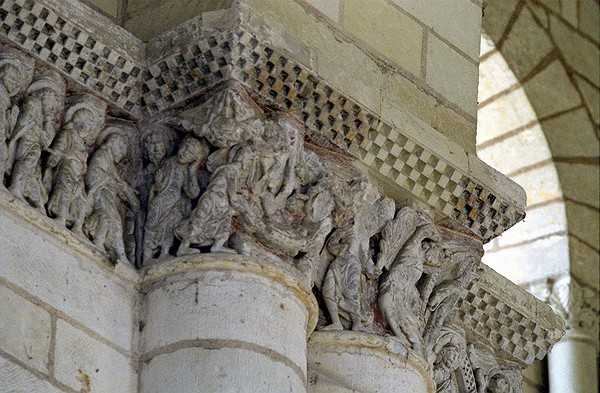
(541, 108, 600, 158)
(54, 319, 136, 393)
(556, 163, 600, 209)
(0, 357, 63, 393)
(304, 0, 340, 22)
(573, 75, 600, 125)
(0, 286, 51, 373)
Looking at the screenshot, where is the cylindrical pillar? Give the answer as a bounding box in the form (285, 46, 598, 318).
(308, 331, 434, 393)
(138, 254, 318, 393)
(548, 330, 598, 393)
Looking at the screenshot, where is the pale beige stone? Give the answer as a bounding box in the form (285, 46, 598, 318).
(573, 75, 600, 125)
(0, 357, 63, 393)
(496, 201, 567, 248)
(127, 0, 158, 14)
(0, 202, 138, 351)
(579, 0, 600, 43)
(468, 152, 527, 207)
(510, 163, 563, 206)
(500, 7, 555, 80)
(343, 0, 422, 76)
(478, 50, 520, 103)
(391, 0, 482, 60)
(304, 0, 340, 22)
(54, 320, 136, 393)
(141, 347, 305, 393)
(381, 72, 475, 157)
(541, 108, 600, 157)
(477, 123, 552, 175)
(125, 0, 233, 41)
(483, 234, 570, 285)
(85, 0, 119, 17)
(0, 286, 51, 373)
(426, 34, 479, 116)
(550, 15, 600, 86)
(240, 1, 383, 113)
(481, 0, 520, 43)
(569, 236, 600, 291)
(560, 0, 578, 26)
(522, 60, 581, 118)
(527, 1, 550, 29)
(565, 200, 600, 255)
(477, 88, 539, 144)
(480, 33, 496, 57)
(556, 163, 600, 209)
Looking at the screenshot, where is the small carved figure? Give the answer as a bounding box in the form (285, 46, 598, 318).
(0, 47, 34, 185)
(431, 326, 467, 393)
(7, 70, 66, 209)
(144, 136, 208, 260)
(46, 95, 106, 232)
(468, 344, 521, 393)
(175, 144, 255, 255)
(321, 179, 394, 332)
(84, 132, 139, 265)
(378, 218, 442, 353)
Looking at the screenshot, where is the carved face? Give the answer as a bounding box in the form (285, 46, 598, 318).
(71, 108, 97, 137)
(178, 137, 207, 165)
(488, 374, 509, 393)
(440, 345, 460, 370)
(39, 89, 62, 117)
(0, 64, 23, 96)
(107, 134, 127, 163)
(423, 240, 443, 267)
(145, 133, 169, 165)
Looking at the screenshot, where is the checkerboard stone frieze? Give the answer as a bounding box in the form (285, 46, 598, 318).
(0, 0, 142, 113)
(0, 0, 524, 242)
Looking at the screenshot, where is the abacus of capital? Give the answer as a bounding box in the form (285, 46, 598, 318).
(0, 1, 566, 392)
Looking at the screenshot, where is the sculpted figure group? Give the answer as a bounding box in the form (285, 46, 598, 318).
(0, 46, 140, 266)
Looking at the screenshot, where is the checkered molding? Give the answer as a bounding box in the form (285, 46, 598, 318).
(456, 280, 564, 365)
(0, 0, 142, 113)
(0, 0, 524, 241)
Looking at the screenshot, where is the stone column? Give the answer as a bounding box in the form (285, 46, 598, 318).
(138, 255, 317, 393)
(532, 277, 600, 393)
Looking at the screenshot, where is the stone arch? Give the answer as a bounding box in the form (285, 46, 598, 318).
(477, 0, 599, 292)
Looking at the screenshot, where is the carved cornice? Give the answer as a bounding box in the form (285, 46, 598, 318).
(529, 276, 599, 343)
(0, 0, 526, 243)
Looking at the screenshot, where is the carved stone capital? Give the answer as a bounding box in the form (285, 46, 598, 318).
(529, 276, 600, 343)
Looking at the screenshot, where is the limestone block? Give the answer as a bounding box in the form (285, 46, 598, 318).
(510, 163, 562, 206)
(559, 0, 578, 27)
(541, 108, 600, 158)
(382, 72, 476, 154)
(550, 15, 600, 86)
(483, 234, 570, 285)
(54, 320, 136, 393)
(579, 0, 600, 43)
(495, 201, 567, 248)
(391, 0, 482, 60)
(478, 50, 520, 103)
(0, 286, 51, 373)
(304, 0, 340, 22)
(240, 0, 383, 113)
(522, 60, 581, 119)
(500, 7, 555, 80)
(574, 75, 600, 125)
(569, 236, 600, 291)
(477, 89, 538, 145)
(426, 34, 479, 117)
(0, 201, 138, 351)
(308, 332, 433, 393)
(481, 0, 520, 43)
(85, 0, 119, 18)
(343, 0, 423, 75)
(565, 200, 600, 255)
(477, 124, 552, 175)
(140, 347, 305, 393)
(0, 357, 63, 393)
(555, 163, 600, 209)
(125, 0, 233, 41)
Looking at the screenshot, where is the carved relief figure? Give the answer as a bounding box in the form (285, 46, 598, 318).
(0, 47, 34, 185)
(175, 144, 255, 255)
(468, 344, 521, 393)
(431, 326, 467, 393)
(144, 136, 208, 260)
(84, 132, 139, 265)
(378, 215, 442, 352)
(46, 95, 106, 232)
(321, 179, 395, 332)
(7, 70, 66, 209)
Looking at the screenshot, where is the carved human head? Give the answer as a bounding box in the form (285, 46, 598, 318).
(440, 344, 461, 370)
(0, 47, 34, 96)
(64, 94, 107, 139)
(487, 373, 509, 393)
(102, 133, 128, 163)
(178, 136, 209, 165)
(144, 124, 175, 166)
(27, 70, 66, 117)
